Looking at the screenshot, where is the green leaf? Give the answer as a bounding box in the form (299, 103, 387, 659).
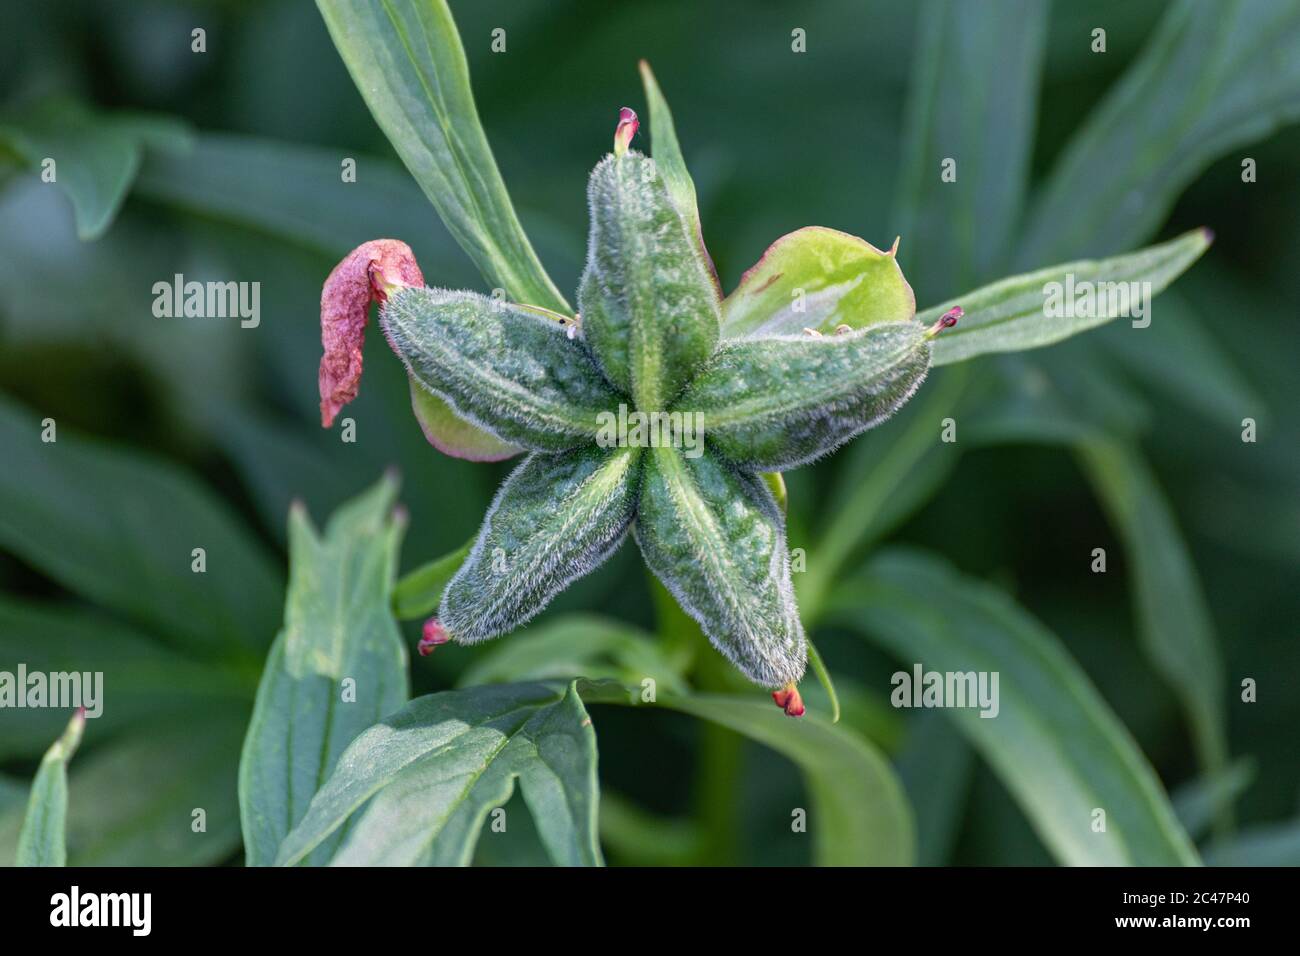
(441, 447, 641, 642)
(0, 100, 190, 240)
(964, 393, 1229, 783)
(925, 229, 1211, 367)
(0, 397, 282, 660)
(1, 707, 246, 866)
(0, 597, 251, 761)
(804, 639, 841, 724)
(1172, 759, 1255, 841)
(1094, 290, 1265, 430)
(598, 790, 699, 866)
(1076, 438, 1228, 777)
(721, 227, 916, 337)
(637, 60, 718, 293)
(458, 613, 688, 694)
(315, 0, 568, 312)
(635, 448, 804, 688)
(578, 151, 720, 410)
(1203, 818, 1300, 867)
(832, 548, 1200, 866)
(381, 287, 622, 451)
(239, 475, 410, 866)
(676, 321, 930, 471)
(276, 681, 602, 866)
(15, 710, 85, 866)
(893, 0, 1047, 299)
(136, 132, 471, 273)
(1019, 0, 1300, 264)
(646, 693, 914, 866)
(393, 540, 473, 621)
(894, 712, 974, 866)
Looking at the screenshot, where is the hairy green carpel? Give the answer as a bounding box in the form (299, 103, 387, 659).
(318, 110, 948, 704)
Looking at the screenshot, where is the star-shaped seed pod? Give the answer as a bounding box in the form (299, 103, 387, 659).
(319, 110, 957, 713)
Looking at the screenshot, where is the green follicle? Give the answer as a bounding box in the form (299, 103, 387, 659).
(321, 100, 935, 692)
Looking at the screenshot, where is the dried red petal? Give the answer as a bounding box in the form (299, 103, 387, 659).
(319, 239, 424, 427)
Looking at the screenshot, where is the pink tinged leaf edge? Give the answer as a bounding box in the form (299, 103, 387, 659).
(319, 239, 424, 428)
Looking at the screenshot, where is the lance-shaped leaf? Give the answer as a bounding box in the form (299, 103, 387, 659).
(635, 448, 804, 687)
(239, 475, 409, 866)
(0, 99, 190, 241)
(721, 227, 915, 337)
(441, 447, 641, 642)
(316, 0, 569, 312)
(0, 396, 282, 658)
(1018, 0, 1300, 265)
(658, 694, 914, 866)
(381, 286, 623, 452)
(676, 322, 930, 471)
(15, 709, 85, 867)
(892, 0, 1046, 300)
(1, 706, 246, 866)
(638, 60, 719, 294)
(275, 681, 601, 866)
(925, 229, 1211, 367)
(832, 548, 1200, 866)
(578, 151, 720, 410)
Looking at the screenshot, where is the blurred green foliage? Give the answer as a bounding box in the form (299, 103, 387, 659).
(0, 0, 1297, 865)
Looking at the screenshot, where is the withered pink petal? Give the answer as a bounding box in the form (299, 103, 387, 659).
(319, 239, 424, 427)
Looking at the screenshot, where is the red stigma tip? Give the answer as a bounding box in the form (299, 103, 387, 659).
(772, 684, 805, 718)
(614, 107, 639, 156)
(928, 305, 963, 337)
(418, 618, 450, 656)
